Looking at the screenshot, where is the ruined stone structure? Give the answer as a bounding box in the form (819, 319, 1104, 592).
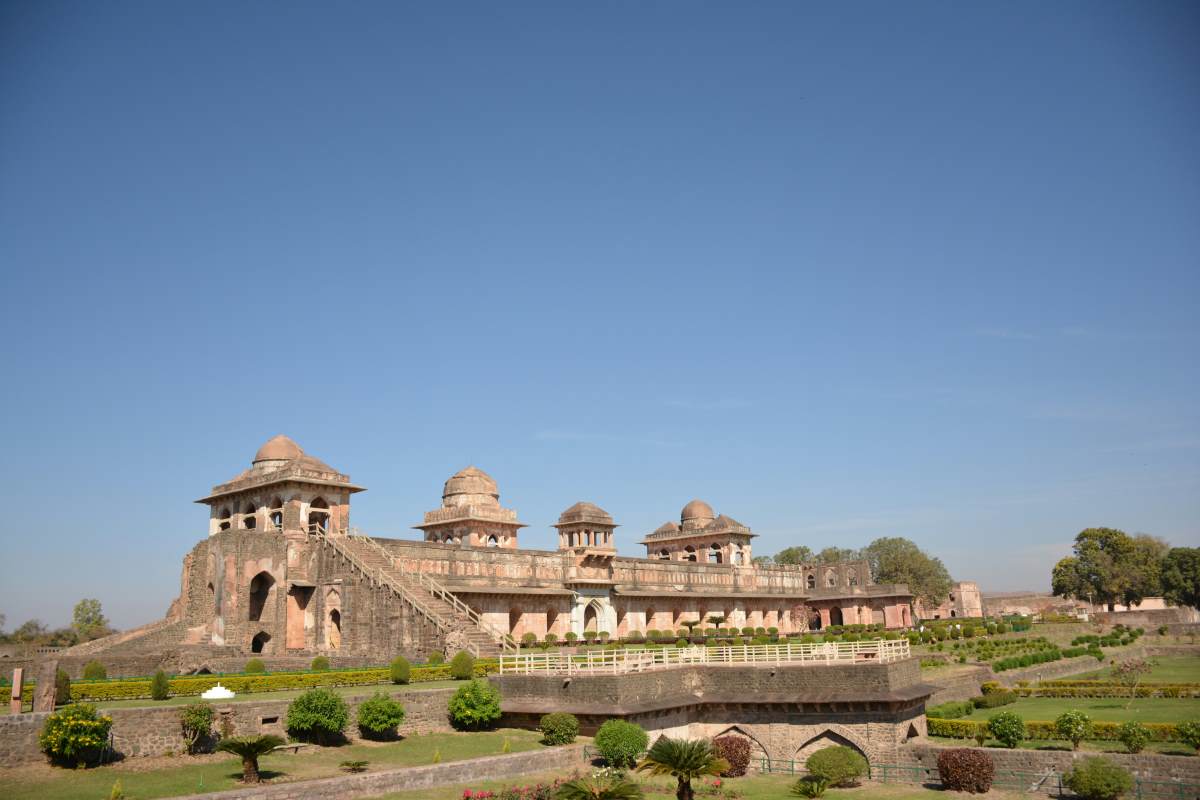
(915, 581, 983, 620)
(49, 436, 915, 669)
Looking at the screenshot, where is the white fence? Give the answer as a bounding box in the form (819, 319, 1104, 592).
(498, 639, 910, 675)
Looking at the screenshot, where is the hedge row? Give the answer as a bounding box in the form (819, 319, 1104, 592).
(1016, 684, 1200, 699)
(22, 662, 498, 703)
(928, 717, 1186, 743)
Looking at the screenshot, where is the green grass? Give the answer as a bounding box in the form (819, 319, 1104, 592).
(973, 695, 1200, 724)
(1065, 656, 1200, 684)
(5, 729, 545, 800)
(87, 679, 462, 711)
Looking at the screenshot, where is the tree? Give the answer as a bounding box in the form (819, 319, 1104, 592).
(1162, 547, 1200, 610)
(72, 599, 112, 642)
(1055, 710, 1093, 750)
(1051, 528, 1161, 611)
(635, 736, 729, 800)
(13, 619, 48, 644)
(150, 670, 170, 701)
(215, 735, 284, 783)
(286, 688, 349, 744)
(815, 547, 860, 564)
(1110, 659, 1153, 709)
(179, 702, 215, 754)
(774, 546, 814, 565)
(860, 537, 952, 609)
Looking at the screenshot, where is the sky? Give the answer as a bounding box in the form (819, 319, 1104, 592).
(1, 2, 1198, 631)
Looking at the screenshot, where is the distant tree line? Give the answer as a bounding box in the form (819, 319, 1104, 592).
(755, 537, 954, 609)
(1052, 528, 1200, 612)
(0, 598, 115, 648)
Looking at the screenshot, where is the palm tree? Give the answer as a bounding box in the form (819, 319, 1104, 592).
(635, 737, 729, 800)
(215, 734, 285, 783)
(555, 774, 644, 800)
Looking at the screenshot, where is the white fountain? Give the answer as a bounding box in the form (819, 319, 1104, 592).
(201, 683, 236, 700)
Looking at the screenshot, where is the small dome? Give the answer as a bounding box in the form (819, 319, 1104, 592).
(254, 435, 304, 463)
(681, 499, 715, 522)
(442, 466, 500, 507)
(557, 501, 613, 525)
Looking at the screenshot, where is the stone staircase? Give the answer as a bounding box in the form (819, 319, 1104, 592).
(317, 530, 514, 657)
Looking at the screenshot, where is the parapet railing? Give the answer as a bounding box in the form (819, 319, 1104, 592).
(498, 639, 910, 675)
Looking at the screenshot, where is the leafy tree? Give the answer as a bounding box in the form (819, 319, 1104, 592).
(1055, 710, 1093, 750)
(150, 670, 170, 701)
(815, 547, 860, 564)
(1110, 659, 1153, 709)
(447, 679, 502, 731)
(14, 619, 48, 643)
(988, 711, 1025, 749)
(1161, 547, 1200, 610)
(752, 556, 773, 566)
(861, 537, 952, 609)
(1116, 722, 1149, 754)
(1051, 528, 1163, 611)
(286, 688, 349, 744)
(1177, 720, 1200, 753)
(555, 774, 645, 800)
(635, 736, 729, 800)
(774, 546, 814, 565)
(72, 599, 112, 641)
(215, 734, 284, 783)
(179, 702, 215, 754)
(355, 692, 405, 739)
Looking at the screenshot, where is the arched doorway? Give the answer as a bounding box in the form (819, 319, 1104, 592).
(251, 631, 271, 653)
(583, 602, 600, 634)
(508, 608, 523, 637)
(795, 729, 868, 764)
(327, 609, 342, 649)
(248, 571, 275, 622)
(829, 607, 844, 627)
(308, 497, 329, 533)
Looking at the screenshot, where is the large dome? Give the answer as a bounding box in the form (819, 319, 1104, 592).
(681, 499, 715, 522)
(442, 466, 500, 507)
(253, 434, 304, 463)
(557, 501, 613, 525)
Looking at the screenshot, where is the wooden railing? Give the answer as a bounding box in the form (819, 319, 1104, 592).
(498, 639, 910, 675)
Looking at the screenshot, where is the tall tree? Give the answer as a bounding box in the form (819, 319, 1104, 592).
(1051, 528, 1149, 611)
(72, 598, 112, 641)
(13, 619, 47, 643)
(815, 546, 860, 564)
(774, 546, 814, 565)
(1162, 547, 1200, 610)
(860, 537, 952, 609)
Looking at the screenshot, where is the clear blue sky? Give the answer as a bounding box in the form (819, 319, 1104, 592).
(1, 2, 1197, 630)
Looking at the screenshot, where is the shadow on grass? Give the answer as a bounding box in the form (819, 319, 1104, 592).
(226, 770, 287, 782)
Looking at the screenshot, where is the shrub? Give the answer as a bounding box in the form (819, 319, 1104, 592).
(926, 701, 974, 720)
(390, 656, 410, 684)
(544, 632, 558, 646)
(594, 719, 649, 768)
(676, 638, 689, 648)
(179, 701, 215, 754)
(150, 670, 170, 701)
(1178, 720, 1200, 753)
(741, 626, 754, 636)
(1064, 757, 1134, 800)
(791, 777, 829, 797)
(937, 748, 994, 793)
(56, 669, 73, 705)
(310, 656, 330, 671)
(988, 711, 1025, 749)
(972, 690, 1016, 709)
(82, 661, 107, 681)
(244, 659, 266, 674)
(356, 692, 405, 739)
(805, 746, 868, 787)
(538, 712, 579, 745)
(426, 652, 444, 665)
(449, 651, 476, 680)
(39, 703, 113, 767)
(1117, 721, 1150, 754)
(980, 681, 1002, 695)
(712, 735, 751, 777)
(1056, 710, 1093, 750)
(286, 688, 349, 744)
(448, 679, 502, 731)
(565, 632, 579, 644)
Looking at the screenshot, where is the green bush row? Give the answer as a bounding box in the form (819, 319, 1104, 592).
(928, 717, 1186, 743)
(22, 662, 499, 702)
(1017, 684, 1200, 699)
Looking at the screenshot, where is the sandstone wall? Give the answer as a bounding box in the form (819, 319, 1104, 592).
(0, 688, 455, 768)
(898, 742, 1200, 784)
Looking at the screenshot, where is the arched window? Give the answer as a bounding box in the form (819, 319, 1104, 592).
(308, 497, 330, 533)
(847, 569, 858, 587)
(684, 546, 697, 562)
(218, 507, 231, 531)
(248, 571, 275, 621)
(659, 549, 670, 560)
(327, 609, 341, 649)
(708, 544, 723, 564)
(242, 501, 257, 530)
(268, 497, 283, 530)
(487, 535, 499, 548)
(250, 631, 271, 653)
(825, 570, 837, 588)
(732, 548, 744, 565)
(806, 573, 816, 589)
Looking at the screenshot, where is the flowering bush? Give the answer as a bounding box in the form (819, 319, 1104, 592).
(461, 776, 567, 799)
(40, 703, 113, 767)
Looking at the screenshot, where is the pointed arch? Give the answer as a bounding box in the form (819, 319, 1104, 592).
(248, 571, 275, 621)
(794, 726, 870, 764)
(713, 725, 769, 764)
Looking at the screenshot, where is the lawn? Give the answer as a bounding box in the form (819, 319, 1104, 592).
(929, 736, 1196, 756)
(1065, 655, 1200, 684)
(89, 679, 462, 711)
(4, 728, 545, 800)
(973, 695, 1200, 724)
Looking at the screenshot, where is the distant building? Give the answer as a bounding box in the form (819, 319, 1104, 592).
(916, 581, 983, 620)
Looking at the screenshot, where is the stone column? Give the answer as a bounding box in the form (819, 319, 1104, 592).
(10, 667, 24, 714)
(33, 660, 58, 712)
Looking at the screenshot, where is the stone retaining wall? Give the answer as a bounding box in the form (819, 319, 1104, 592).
(898, 742, 1200, 783)
(925, 666, 991, 705)
(168, 744, 586, 800)
(0, 688, 455, 768)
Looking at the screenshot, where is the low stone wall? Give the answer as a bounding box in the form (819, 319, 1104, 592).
(994, 654, 1107, 687)
(898, 742, 1200, 783)
(169, 744, 586, 800)
(924, 666, 991, 706)
(0, 687, 455, 768)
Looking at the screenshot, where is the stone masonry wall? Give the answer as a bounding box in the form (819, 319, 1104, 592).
(0, 688, 455, 768)
(898, 742, 1200, 784)
(925, 665, 992, 706)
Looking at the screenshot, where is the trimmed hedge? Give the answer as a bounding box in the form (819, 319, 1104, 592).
(23, 662, 500, 703)
(1017, 682, 1200, 699)
(928, 717, 1187, 743)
